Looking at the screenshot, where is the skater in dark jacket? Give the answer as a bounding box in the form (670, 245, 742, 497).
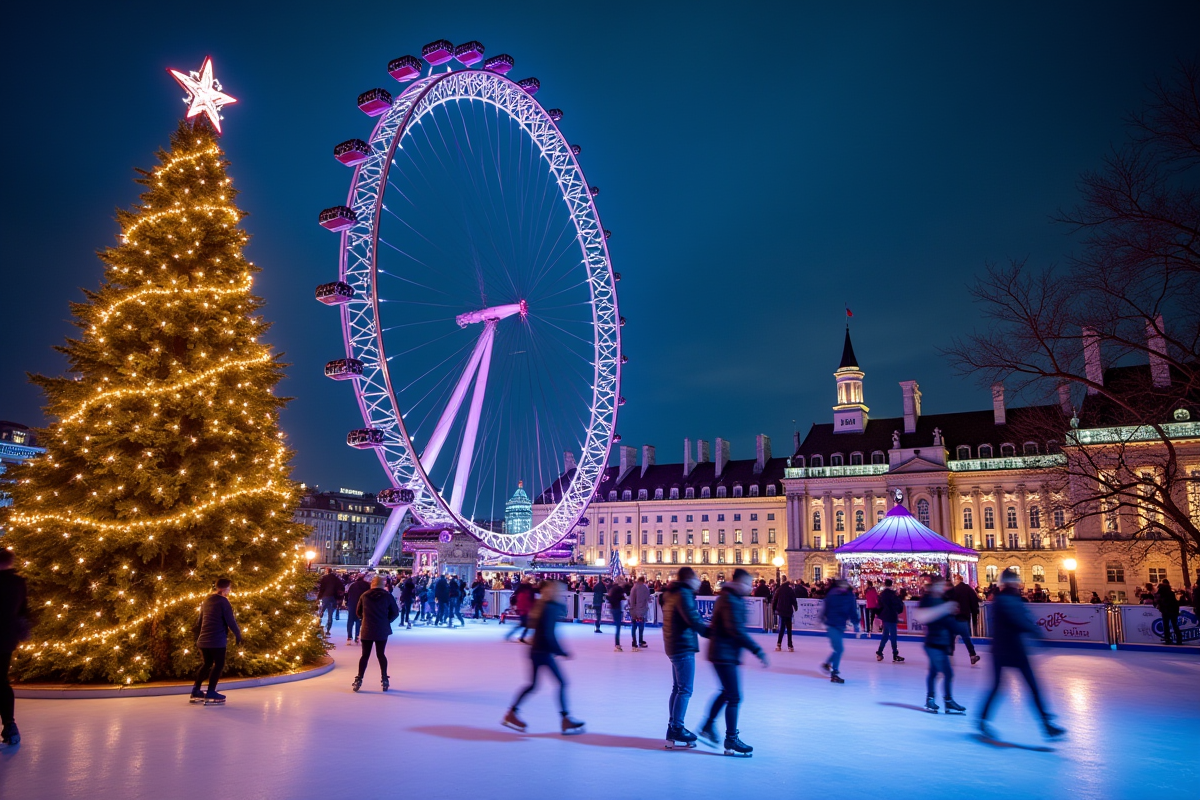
(315, 567, 342, 635)
(660, 567, 711, 748)
(344, 574, 370, 644)
(911, 576, 964, 714)
(399, 577, 415, 629)
(433, 575, 450, 626)
(1156, 580, 1182, 645)
(353, 575, 400, 692)
(772, 579, 798, 652)
(820, 578, 860, 683)
(948, 574, 981, 664)
(191, 578, 243, 705)
(979, 570, 1066, 739)
(875, 579, 905, 662)
(698, 569, 768, 757)
(503, 581, 585, 735)
(471, 578, 487, 621)
(608, 578, 629, 651)
(0, 549, 30, 745)
(591, 578, 608, 632)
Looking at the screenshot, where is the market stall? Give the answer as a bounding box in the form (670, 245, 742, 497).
(834, 504, 979, 593)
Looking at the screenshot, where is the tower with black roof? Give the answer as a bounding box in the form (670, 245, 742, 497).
(833, 327, 869, 433)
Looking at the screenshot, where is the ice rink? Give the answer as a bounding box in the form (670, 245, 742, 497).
(2, 620, 1196, 799)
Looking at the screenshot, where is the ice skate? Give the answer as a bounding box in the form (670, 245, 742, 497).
(665, 726, 698, 749)
(876, 651, 884, 662)
(830, 672, 845, 684)
(189, 687, 206, 704)
(970, 654, 980, 666)
(346, 637, 353, 644)
(723, 732, 753, 757)
(381, 675, 390, 692)
(775, 644, 782, 651)
(502, 709, 527, 732)
(892, 654, 905, 663)
(820, 661, 832, 674)
(1, 722, 19, 746)
(1042, 716, 1067, 739)
(203, 690, 226, 706)
(944, 698, 966, 715)
(788, 645, 794, 652)
(561, 716, 586, 735)
(351, 676, 362, 693)
(698, 720, 719, 747)
(978, 719, 999, 740)
(614, 644, 623, 652)
(923, 696, 940, 713)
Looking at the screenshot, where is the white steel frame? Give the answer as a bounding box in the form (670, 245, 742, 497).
(337, 68, 620, 558)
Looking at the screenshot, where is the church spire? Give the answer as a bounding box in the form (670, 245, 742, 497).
(838, 327, 859, 370)
(833, 327, 868, 433)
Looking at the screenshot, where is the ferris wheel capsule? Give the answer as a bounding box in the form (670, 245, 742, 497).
(547, 108, 564, 122)
(422, 40, 455, 66)
(570, 144, 582, 156)
(346, 428, 386, 449)
(315, 280, 355, 304)
(334, 139, 371, 166)
(324, 358, 364, 380)
(378, 487, 416, 507)
(454, 41, 485, 66)
(604, 229, 611, 239)
(318, 207, 356, 232)
(388, 55, 423, 82)
(589, 186, 600, 197)
(357, 88, 393, 116)
(483, 54, 514, 74)
(517, 77, 540, 95)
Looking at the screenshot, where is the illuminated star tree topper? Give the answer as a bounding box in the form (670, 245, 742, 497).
(168, 56, 236, 133)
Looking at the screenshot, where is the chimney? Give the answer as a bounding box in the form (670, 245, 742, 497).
(1082, 327, 1103, 395)
(696, 439, 711, 464)
(563, 450, 576, 473)
(715, 438, 730, 478)
(755, 434, 772, 474)
(684, 438, 696, 477)
(641, 444, 656, 477)
(1146, 315, 1170, 388)
(793, 430, 801, 452)
(1057, 383, 1073, 416)
(899, 380, 922, 434)
(991, 383, 1006, 426)
(618, 445, 637, 481)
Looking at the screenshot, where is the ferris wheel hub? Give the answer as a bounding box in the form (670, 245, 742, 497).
(455, 301, 527, 328)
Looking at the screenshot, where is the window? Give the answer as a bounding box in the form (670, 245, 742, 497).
(830, 454, 844, 467)
(701, 487, 711, 499)
(1029, 506, 1041, 529)
(599, 533, 605, 545)
(877, 509, 885, 522)
(768, 528, 777, 544)
(871, 451, 886, 464)
(1054, 531, 1069, 549)
(735, 549, 743, 564)
(578, 532, 586, 545)
(1007, 532, 1020, 549)
(734, 530, 744, 544)
(702, 549, 710, 563)
(702, 514, 709, 522)
(750, 549, 759, 564)
(963, 507, 974, 530)
(671, 550, 679, 564)
(638, 489, 648, 500)
(813, 511, 822, 532)
(985, 533, 996, 549)
(963, 533, 974, 549)
(850, 452, 863, 466)
(670, 515, 678, 523)
(1007, 565, 1021, 578)
(716, 486, 727, 498)
(835, 510, 845, 531)
(1000, 444, 1016, 458)
(657, 515, 664, 523)
(642, 515, 649, 524)
(685, 514, 693, 523)
(985, 565, 998, 583)
(750, 529, 759, 544)
(1053, 508, 1066, 529)
(718, 530, 726, 545)
(811, 455, 823, 468)
(749, 513, 758, 521)
(836, 534, 845, 547)
(749, 485, 759, 497)
(641, 532, 648, 545)
(702, 529, 710, 544)
(855, 509, 865, 532)
(717, 549, 725, 564)
(984, 507, 995, 529)
(597, 517, 605, 524)
(979, 445, 993, 458)
(656, 532, 663, 545)
(767, 513, 775, 520)
(1149, 567, 1168, 583)
(622, 490, 631, 501)
(733, 514, 742, 522)
(686, 549, 694, 563)
(686, 531, 694, 545)
(813, 565, 823, 581)
(685, 487, 694, 499)
(766, 484, 777, 496)
(656, 549, 663, 563)
(1032, 565, 1045, 583)
(670, 487, 679, 500)
(626, 533, 633, 545)
(1106, 562, 1125, 583)
(813, 535, 823, 549)
(717, 514, 725, 522)
(916, 499, 930, 526)
(626, 517, 632, 524)
(1006, 507, 1018, 529)
(956, 445, 971, 460)
(654, 488, 664, 500)
(1023, 442, 1039, 455)
(732, 484, 743, 498)
(641, 549, 647, 563)
(671, 531, 679, 545)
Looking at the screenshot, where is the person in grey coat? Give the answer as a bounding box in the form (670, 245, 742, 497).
(191, 577, 243, 705)
(353, 575, 400, 692)
(628, 576, 652, 649)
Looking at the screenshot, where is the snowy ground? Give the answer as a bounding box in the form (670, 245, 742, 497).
(2, 621, 1197, 800)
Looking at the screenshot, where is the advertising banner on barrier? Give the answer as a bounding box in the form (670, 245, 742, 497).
(794, 599, 825, 630)
(1025, 603, 1108, 642)
(1120, 605, 1199, 646)
(562, 592, 578, 622)
(902, 601, 924, 634)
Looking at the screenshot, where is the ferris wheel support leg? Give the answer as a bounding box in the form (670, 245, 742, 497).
(420, 329, 492, 474)
(368, 505, 411, 568)
(450, 322, 495, 516)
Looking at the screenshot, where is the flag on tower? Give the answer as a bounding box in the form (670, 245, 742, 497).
(846, 306, 853, 318)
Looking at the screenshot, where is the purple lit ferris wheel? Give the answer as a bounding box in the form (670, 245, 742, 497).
(317, 40, 622, 560)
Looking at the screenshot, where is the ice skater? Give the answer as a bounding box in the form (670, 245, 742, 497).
(697, 568, 768, 757)
(344, 572, 370, 644)
(772, 576, 797, 652)
(820, 577, 860, 683)
(978, 569, 1067, 740)
(948, 574, 981, 665)
(399, 575, 415, 629)
(0, 548, 30, 746)
(504, 579, 536, 641)
(352, 575, 399, 692)
(190, 577, 243, 706)
(660, 567, 711, 748)
(628, 575, 651, 649)
(591, 577, 608, 633)
(315, 567, 342, 635)
(911, 575, 965, 714)
(502, 581, 585, 735)
(607, 577, 629, 651)
(471, 576, 487, 621)
(875, 578, 905, 662)
(1157, 579, 1182, 645)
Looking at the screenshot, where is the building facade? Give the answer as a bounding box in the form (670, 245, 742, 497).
(293, 487, 407, 566)
(0, 421, 46, 508)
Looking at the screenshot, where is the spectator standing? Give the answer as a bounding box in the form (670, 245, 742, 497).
(863, 581, 879, 633)
(190, 577, 243, 706)
(0, 549, 30, 745)
(772, 578, 797, 652)
(1157, 580, 1182, 645)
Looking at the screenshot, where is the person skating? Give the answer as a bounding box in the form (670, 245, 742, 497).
(772, 577, 797, 652)
(948, 574, 981, 665)
(978, 569, 1067, 740)
(1156, 579, 1182, 645)
(607, 577, 629, 651)
(505, 579, 536, 642)
(502, 581, 585, 734)
(399, 575, 415, 629)
(471, 577, 487, 622)
(433, 573, 450, 627)
(0, 549, 30, 745)
(191, 577, 243, 705)
(697, 569, 768, 757)
(344, 572, 370, 644)
(353, 575, 400, 692)
(628, 575, 651, 649)
(315, 567, 342, 636)
(911, 575, 964, 714)
(863, 580, 879, 633)
(591, 578, 608, 633)
(819, 577, 860, 683)
(448, 576, 466, 628)
(660, 567, 711, 749)
(875, 578, 905, 663)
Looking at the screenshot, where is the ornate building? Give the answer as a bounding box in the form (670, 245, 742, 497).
(504, 481, 533, 535)
(0, 421, 46, 508)
(293, 488, 405, 566)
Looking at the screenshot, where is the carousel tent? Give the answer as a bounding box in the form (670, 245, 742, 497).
(834, 504, 979, 587)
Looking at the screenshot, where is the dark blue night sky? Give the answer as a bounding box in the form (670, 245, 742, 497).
(3, 2, 1197, 496)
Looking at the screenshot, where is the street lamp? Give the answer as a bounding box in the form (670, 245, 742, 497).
(772, 555, 785, 586)
(305, 550, 316, 571)
(594, 557, 605, 567)
(1063, 558, 1078, 603)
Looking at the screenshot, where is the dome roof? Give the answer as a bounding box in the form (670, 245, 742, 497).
(834, 504, 978, 559)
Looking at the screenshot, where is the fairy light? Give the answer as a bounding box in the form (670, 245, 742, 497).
(122, 203, 241, 244)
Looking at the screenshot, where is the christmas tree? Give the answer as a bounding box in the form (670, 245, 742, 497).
(1, 93, 326, 683)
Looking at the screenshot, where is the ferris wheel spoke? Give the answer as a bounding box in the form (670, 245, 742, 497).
(417, 325, 492, 474)
(449, 322, 495, 515)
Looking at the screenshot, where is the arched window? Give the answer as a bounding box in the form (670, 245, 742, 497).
(830, 454, 844, 467)
(732, 484, 743, 498)
(963, 507, 974, 530)
(748, 484, 759, 497)
(622, 490, 632, 501)
(983, 507, 995, 529)
(716, 486, 727, 498)
(653, 488, 663, 500)
(835, 510, 845, 531)
(1031, 565, 1045, 583)
(979, 445, 993, 459)
(985, 565, 998, 583)
(810, 455, 823, 468)
(701, 486, 711, 499)
(1023, 442, 1039, 455)
(608, 491, 617, 501)
(1000, 444, 1016, 458)
(670, 487, 679, 500)
(685, 487, 694, 499)
(766, 484, 776, 496)
(1047, 440, 1062, 454)
(1006, 507, 1018, 529)
(871, 451, 886, 464)
(1028, 506, 1041, 528)
(850, 452, 863, 466)
(855, 509, 865, 532)
(956, 445, 971, 460)
(916, 499, 930, 526)
(812, 511, 822, 532)
(638, 489, 648, 500)
(794, 456, 805, 467)
(1007, 564, 1022, 578)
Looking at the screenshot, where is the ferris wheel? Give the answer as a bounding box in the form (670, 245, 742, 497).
(316, 40, 622, 560)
